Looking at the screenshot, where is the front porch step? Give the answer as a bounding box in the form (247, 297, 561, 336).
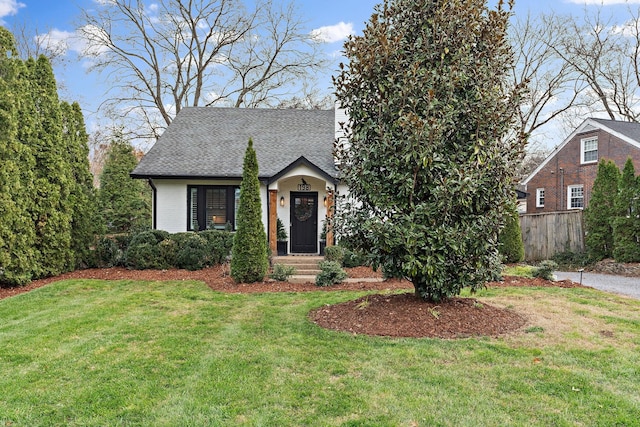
(272, 256, 324, 264)
(272, 256, 323, 282)
(287, 275, 318, 284)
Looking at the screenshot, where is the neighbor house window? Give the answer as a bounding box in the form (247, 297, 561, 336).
(188, 185, 240, 231)
(536, 188, 545, 208)
(581, 137, 598, 164)
(567, 185, 584, 209)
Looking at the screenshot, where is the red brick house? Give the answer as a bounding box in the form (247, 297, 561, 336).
(521, 118, 640, 213)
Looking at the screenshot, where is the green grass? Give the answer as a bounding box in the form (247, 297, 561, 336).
(1, 279, 639, 426)
(502, 264, 536, 278)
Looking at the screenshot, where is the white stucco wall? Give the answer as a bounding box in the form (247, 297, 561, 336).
(153, 179, 188, 233)
(152, 170, 338, 254)
(153, 178, 244, 233)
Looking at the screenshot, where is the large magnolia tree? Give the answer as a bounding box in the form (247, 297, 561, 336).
(334, 0, 525, 302)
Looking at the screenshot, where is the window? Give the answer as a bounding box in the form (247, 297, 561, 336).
(567, 185, 584, 209)
(188, 185, 240, 231)
(581, 137, 598, 163)
(536, 188, 545, 208)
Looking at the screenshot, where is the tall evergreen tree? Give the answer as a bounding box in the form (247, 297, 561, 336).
(61, 101, 101, 267)
(98, 132, 151, 233)
(0, 28, 37, 285)
(231, 139, 268, 283)
(27, 55, 74, 277)
(613, 158, 640, 262)
(584, 159, 620, 261)
(334, 0, 524, 301)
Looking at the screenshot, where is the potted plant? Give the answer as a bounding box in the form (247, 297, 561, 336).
(319, 219, 327, 256)
(276, 218, 288, 256)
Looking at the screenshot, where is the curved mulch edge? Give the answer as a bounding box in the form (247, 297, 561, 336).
(309, 293, 528, 339)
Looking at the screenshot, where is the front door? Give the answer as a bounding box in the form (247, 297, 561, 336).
(290, 192, 318, 253)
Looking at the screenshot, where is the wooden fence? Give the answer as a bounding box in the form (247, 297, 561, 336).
(519, 211, 584, 261)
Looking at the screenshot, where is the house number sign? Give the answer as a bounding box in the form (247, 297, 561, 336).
(297, 183, 311, 191)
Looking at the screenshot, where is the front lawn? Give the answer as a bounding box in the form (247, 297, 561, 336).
(1, 279, 639, 426)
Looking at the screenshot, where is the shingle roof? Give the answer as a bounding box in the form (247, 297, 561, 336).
(590, 118, 640, 143)
(131, 107, 337, 180)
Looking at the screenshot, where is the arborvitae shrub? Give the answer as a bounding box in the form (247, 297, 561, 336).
(612, 217, 640, 263)
(584, 159, 620, 261)
(231, 139, 269, 283)
(498, 205, 524, 263)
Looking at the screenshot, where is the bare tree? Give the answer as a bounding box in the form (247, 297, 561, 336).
(552, 7, 640, 122)
(77, 0, 327, 141)
(509, 12, 589, 149)
(9, 21, 69, 64)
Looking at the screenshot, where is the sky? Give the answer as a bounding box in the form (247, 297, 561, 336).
(2, 0, 640, 150)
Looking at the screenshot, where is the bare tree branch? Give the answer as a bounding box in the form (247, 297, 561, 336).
(77, 0, 327, 141)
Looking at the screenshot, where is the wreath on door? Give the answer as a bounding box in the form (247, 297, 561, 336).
(294, 199, 313, 222)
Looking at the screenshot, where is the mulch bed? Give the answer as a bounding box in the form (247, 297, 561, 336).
(0, 266, 587, 339)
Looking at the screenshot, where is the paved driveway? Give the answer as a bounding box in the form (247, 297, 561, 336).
(554, 271, 640, 300)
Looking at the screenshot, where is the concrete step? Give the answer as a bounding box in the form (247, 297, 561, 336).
(272, 256, 323, 265)
(294, 269, 321, 275)
(287, 275, 317, 284)
(272, 256, 323, 283)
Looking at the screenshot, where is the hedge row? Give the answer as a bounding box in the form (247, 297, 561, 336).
(94, 229, 233, 271)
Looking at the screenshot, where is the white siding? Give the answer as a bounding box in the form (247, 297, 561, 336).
(154, 180, 188, 233)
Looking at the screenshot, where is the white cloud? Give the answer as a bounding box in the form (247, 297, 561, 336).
(35, 29, 76, 55)
(311, 21, 354, 43)
(0, 0, 25, 21)
(564, 0, 640, 4)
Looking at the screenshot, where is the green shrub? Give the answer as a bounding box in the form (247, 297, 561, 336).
(125, 242, 162, 269)
(612, 217, 640, 263)
(199, 230, 234, 265)
(498, 204, 524, 263)
(315, 261, 347, 287)
(552, 251, 591, 269)
(93, 236, 123, 267)
(269, 264, 296, 281)
(125, 231, 164, 269)
(158, 239, 178, 268)
(584, 159, 620, 261)
(342, 248, 367, 268)
(175, 234, 209, 271)
(149, 229, 171, 243)
(113, 233, 132, 252)
(324, 245, 345, 265)
(533, 260, 558, 281)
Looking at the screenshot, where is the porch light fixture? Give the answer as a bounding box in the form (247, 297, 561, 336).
(323, 196, 327, 207)
(280, 196, 285, 207)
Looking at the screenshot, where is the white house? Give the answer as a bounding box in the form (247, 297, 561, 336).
(130, 107, 348, 255)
